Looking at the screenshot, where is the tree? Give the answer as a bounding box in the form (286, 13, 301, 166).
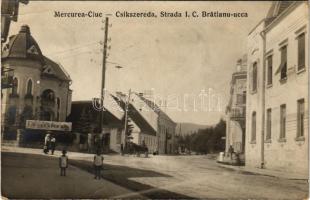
(174, 119, 226, 154)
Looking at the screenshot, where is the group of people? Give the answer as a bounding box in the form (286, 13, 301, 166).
(43, 132, 56, 155)
(58, 149, 104, 179)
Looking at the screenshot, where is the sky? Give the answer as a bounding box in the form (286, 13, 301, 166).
(9, 1, 271, 125)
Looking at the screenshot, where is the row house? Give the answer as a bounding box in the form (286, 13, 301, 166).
(246, 1, 308, 175)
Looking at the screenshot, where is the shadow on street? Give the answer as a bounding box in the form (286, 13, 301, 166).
(70, 159, 195, 199)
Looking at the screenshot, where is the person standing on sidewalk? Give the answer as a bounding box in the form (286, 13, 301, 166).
(43, 133, 50, 154)
(59, 150, 68, 176)
(50, 136, 56, 155)
(228, 145, 234, 160)
(93, 150, 104, 179)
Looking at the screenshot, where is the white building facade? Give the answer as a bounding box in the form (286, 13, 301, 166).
(246, 2, 308, 175)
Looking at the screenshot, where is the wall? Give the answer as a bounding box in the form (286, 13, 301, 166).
(263, 3, 308, 174)
(246, 20, 265, 168)
(2, 59, 41, 121)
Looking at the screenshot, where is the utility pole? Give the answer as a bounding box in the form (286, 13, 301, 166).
(123, 89, 131, 151)
(98, 17, 109, 141)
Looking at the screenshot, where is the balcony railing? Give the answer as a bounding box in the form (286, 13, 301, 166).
(230, 107, 245, 119)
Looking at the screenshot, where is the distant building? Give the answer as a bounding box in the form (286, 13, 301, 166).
(67, 92, 124, 152)
(225, 55, 247, 155)
(1, 25, 72, 141)
(117, 92, 177, 154)
(68, 91, 176, 154)
(246, 2, 308, 175)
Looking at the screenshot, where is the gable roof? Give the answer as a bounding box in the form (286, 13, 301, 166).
(112, 94, 157, 135)
(67, 100, 124, 129)
(137, 94, 176, 125)
(42, 56, 71, 82)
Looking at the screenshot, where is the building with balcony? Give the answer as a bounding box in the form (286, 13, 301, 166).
(225, 56, 247, 156)
(1, 25, 72, 141)
(246, 2, 308, 175)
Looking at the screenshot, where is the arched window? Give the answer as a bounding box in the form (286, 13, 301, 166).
(26, 79, 33, 95)
(11, 78, 18, 95)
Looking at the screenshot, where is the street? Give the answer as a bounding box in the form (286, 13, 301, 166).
(1, 147, 308, 199)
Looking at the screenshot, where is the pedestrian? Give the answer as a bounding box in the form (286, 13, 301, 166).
(50, 136, 56, 155)
(59, 149, 68, 176)
(228, 145, 234, 160)
(93, 150, 104, 179)
(43, 133, 50, 154)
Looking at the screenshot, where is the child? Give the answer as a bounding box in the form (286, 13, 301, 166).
(93, 150, 104, 179)
(59, 150, 68, 176)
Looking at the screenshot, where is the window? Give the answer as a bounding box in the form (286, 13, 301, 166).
(297, 33, 305, 71)
(280, 46, 287, 80)
(243, 91, 246, 104)
(266, 108, 272, 140)
(26, 79, 32, 95)
(11, 77, 18, 95)
(267, 55, 273, 85)
(251, 112, 256, 142)
(280, 104, 286, 139)
(237, 94, 245, 104)
(297, 99, 305, 137)
(252, 62, 257, 92)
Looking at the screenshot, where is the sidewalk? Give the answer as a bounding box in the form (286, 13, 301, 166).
(1, 147, 145, 199)
(218, 163, 309, 180)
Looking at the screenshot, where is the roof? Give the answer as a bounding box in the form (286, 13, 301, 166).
(137, 93, 176, 125)
(43, 56, 71, 82)
(265, 1, 295, 26)
(111, 95, 157, 135)
(2, 25, 44, 63)
(248, 1, 296, 35)
(67, 100, 123, 129)
(2, 25, 71, 82)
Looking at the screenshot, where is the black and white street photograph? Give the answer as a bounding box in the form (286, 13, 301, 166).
(1, 1, 309, 199)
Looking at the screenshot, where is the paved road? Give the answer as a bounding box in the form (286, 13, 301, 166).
(2, 147, 309, 199)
